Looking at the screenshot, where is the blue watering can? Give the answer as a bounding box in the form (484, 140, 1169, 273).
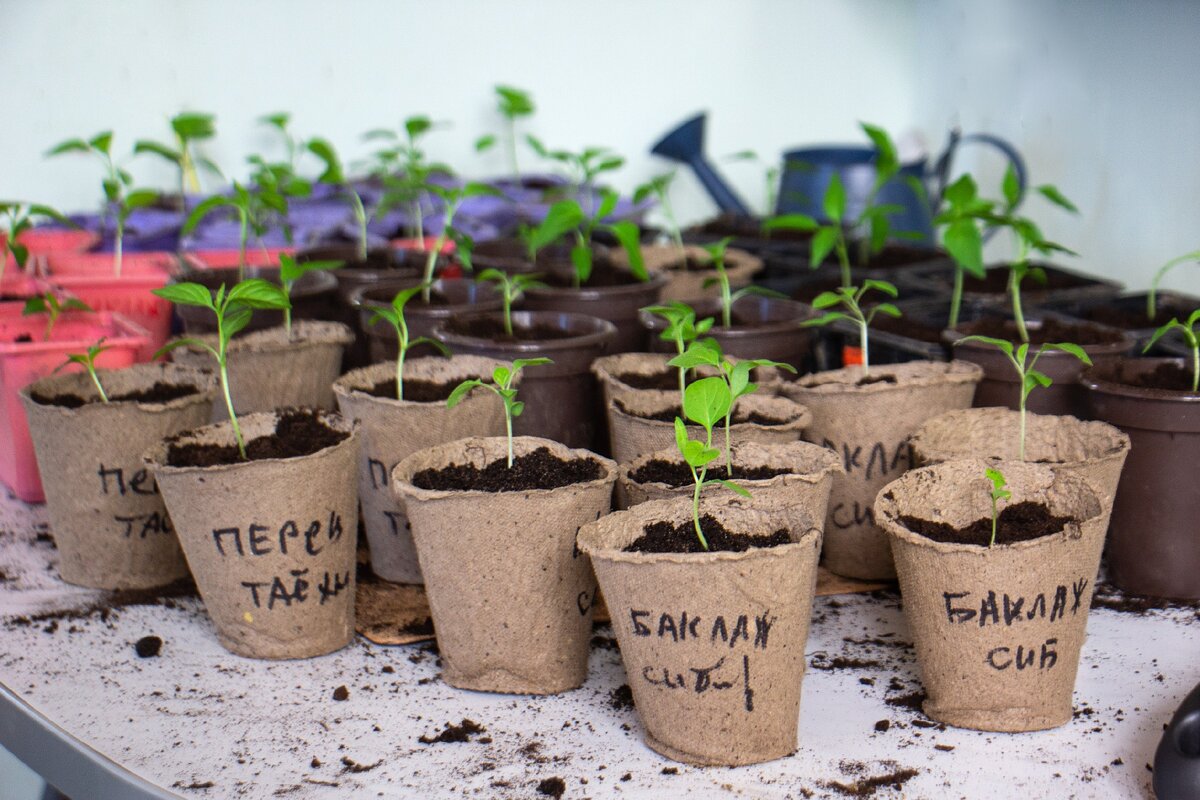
(1155, 680, 1200, 800)
(651, 113, 1027, 244)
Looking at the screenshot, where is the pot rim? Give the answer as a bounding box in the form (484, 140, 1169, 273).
(524, 269, 670, 301)
(639, 295, 815, 338)
(332, 356, 512, 409)
(609, 390, 812, 430)
(944, 314, 1133, 357)
(1081, 357, 1200, 403)
(350, 277, 500, 311)
(618, 441, 843, 491)
(911, 406, 1130, 465)
(433, 310, 618, 353)
(170, 319, 355, 356)
(21, 363, 217, 413)
(785, 359, 982, 396)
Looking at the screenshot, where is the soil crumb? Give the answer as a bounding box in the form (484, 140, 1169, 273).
(134, 635, 162, 658)
(418, 719, 487, 744)
(536, 777, 566, 798)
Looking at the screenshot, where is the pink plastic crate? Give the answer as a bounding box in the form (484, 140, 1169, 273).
(186, 247, 295, 269)
(0, 309, 149, 502)
(17, 228, 98, 260)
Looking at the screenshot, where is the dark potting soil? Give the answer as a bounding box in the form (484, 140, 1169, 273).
(1113, 361, 1196, 392)
(615, 398, 790, 426)
(418, 719, 487, 744)
(824, 768, 921, 797)
(664, 255, 721, 272)
(856, 374, 898, 386)
(366, 375, 488, 403)
(444, 314, 576, 342)
(32, 381, 199, 409)
(957, 316, 1126, 346)
(536, 777, 566, 798)
(692, 213, 777, 240)
(411, 447, 602, 493)
(899, 501, 1073, 547)
(332, 685, 350, 701)
(613, 370, 677, 391)
(1081, 304, 1183, 331)
(628, 458, 791, 487)
(609, 683, 634, 710)
(625, 514, 790, 554)
(962, 265, 1095, 294)
(165, 409, 349, 467)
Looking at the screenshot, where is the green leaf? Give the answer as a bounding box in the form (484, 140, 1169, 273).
(389, 283, 428, 315)
(811, 290, 842, 310)
(729, 361, 755, 399)
(596, 189, 619, 221)
(823, 174, 846, 223)
(861, 122, 899, 182)
(1044, 342, 1093, 366)
(985, 467, 1007, 491)
(713, 479, 751, 498)
(227, 279, 290, 310)
(673, 417, 689, 454)
(862, 279, 898, 297)
(182, 195, 233, 236)
(224, 307, 253, 339)
(943, 218, 984, 277)
(22, 297, 46, 315)
(873, 302, 902, 318)
(1037, 184, 1077, 214)
(171, 112, 216, 140)
(496, 85, 535, 117)
(529, 201, 584, 253)
(306, 138, 344, 184)
(763, 213, 818, 232)
(570, 243, 593, 284)
(1026, 369, 1053, 390)
(809, 226, 838, 268)
(681, 439, 719, 469)
(1002, 165, 1021, 210)
(607, 220, 647, 281)
(153, 282, 214, 309)
(510, 400, 525, 418)
(124, 189, 160, 210)
(446, 380, 484, 408)
(954, 334, 1014, 356)
(88, 131, 113, 154)
(512, 357, 553, 372)
(405, 115, 433, 139)
(474, 134, 497, 152)
(133, 140, 182, 163)
(668, 343, 722, 370)
(259, 112, 290, 131)
(410, 336, 452, 357)
(46, 138, 91, 156)
(942, 174, 978, 209)
(60, 298, 91, 313)
(153, 338, 213, 361)
(683, 376, 732, 430)
(802, 312, 850, 328)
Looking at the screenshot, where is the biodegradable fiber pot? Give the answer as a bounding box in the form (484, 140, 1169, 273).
(591, 351, 783, 412)
(1083, 358, 1200, 599)
(779, 360, 982, 580)
(617, 243, 762, 303)
(392, 436, 617, 694)
(146, 410, 360, 659)
(910, 407, 1129, 536)
(169, 320, 353, 420)
(577, 495, 823, 765)
(875, 460, 1105, 732)
(332, 356, 509, 584)
(20, 364, 215, 590)
(607, 389, 811, 466)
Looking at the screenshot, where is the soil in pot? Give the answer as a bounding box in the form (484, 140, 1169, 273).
(626, 514, 790, 553)
(898, 502, 1072, 547)
(956, 316, 1126, 346)
(31, 381, 197, 409)
(412, 447, 602, 492)
(629, 459, 790, 486)
(165, 408, 348, 467)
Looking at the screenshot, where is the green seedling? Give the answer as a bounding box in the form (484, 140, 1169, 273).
(23, 292, 91, 341)
(364, 115, 450, 242)
(522, 193, 646, 288)
(634, 172, 685, 263)
(641, 301, 714, 405)
(152, 280, 291, 460)
(725, 150, 780, 217)
(1147, 250, 1200, 321)
(954, 335, 1091, 460)
(367, 284, 452, 402)
(447, 358, 552, 468)
(1144, 309, 1200, 393)
(421, 182, 501, 301)
(934, 174, 993, 328)
(259, 112, 302, 171)
(134, 111, 221, 198)
(0, 202, 74, 288)
(476, 85, 536, 180)
(278, 253, 341, 338)
(306, 136, 372, 261)
(701, 237, 785, 328)
(674, 377, 752, 550)
(802, 280, 902, 377)
(476, 269, 547, 337)
(55, 338, 113, 403)
(985, 467, 1012, 547)
(525, 139, 624, 209)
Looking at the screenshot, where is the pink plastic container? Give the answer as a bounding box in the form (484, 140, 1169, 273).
(0, 309, 149, 502)
(0, 273, 45, 314)
(187, 247, 295, 270)
(17, 228, 98, 260)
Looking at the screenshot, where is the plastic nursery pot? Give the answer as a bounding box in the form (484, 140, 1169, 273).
(521, 270, 669, 354)
(433, 311, 616, 449)
(606, 389, 810, 466)
(1082, 358, 1200, 599)
(946, 315, 1132, 418)
(42, 250, 176, 361)
(353, 279, 504, 365)
(20, 364, 215, 589)
(16, 227, 98, 262)
(392, 436, 617, 693)
(611, 243, 762, 304)
(875, 460, 1105, 732)
(779, 360, 982, 580)
(146, 410, 360, 659)
(0, 273, 43, 308)
(590, 352, 785, 414)
(1037, 290, 1200, 354)
(332, 356, 510, 584)
(641, 296, 816, 374)
(910, 407, 1129, 537)
(173, 265, 340, 335)
(0, 309, 149, 503)
(681, 213, 811, 259)
(167, 320, 353, 421)
(907, 261, 1123, 308)
(616, 441, 841, 524)
(577, 495, 823, 766)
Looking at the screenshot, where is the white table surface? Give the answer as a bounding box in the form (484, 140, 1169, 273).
(0, 491, 1195, 800)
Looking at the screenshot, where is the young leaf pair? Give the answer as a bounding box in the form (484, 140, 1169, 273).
(523, 191, 646, 288)
(476, 85, 536, 181)
(1144, 309, 1200, 393)
(0, 202, 75, 287)
(23, 293, 92, 341)
(366, 284, 451, 401)
(446, 358, 551, 469)
(699, 237, 785, 329)
(802, 280, 901, 376)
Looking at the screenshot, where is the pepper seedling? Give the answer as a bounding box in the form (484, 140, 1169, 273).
(725, 150, 780, 217)
(420, 181, 501, 302)
(306, 136, 373, 261)
(259, 112, 302, 172)
(524, 139, 624, 213)
(364, 115, 450, 242)
(985, 467, 1012, 547)
(0, 202, 74, 289)
(476, 85, 535, 181)
(1147, 250, 1200, 322)
(802, 280, 902, 377)
(701, 236, 786, 328)
(446, 358, 552, 468)
(278, 253, 341, 338)
(1144, 309, 1200, 393)
(134, 111, 221, 199)
(674, 376, 752, 551)
(934, 174, 993, 328)
(23, 292, 92, 341)
(953, 335, 1091, 460)
(152, 280, 291, 460)
(476, 269, 547, 337)
(641, 301, 714, 405)
(633, 172, 686, 264)
(55, 338, 112, 403)
(526, 193, 646, 288)
(367, 283, 451, 402)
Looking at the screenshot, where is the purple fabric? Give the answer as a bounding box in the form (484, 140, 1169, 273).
(181, 219, 297, 251)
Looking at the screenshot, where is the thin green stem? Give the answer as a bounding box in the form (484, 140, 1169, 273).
(411, 199, 424, 243)
(220, 358, 246, 460)
(396, 319, 409, 401)
(860, 318, 871, 377)
(724, 412, 733, 476)
(351, 192, 368, 262)
(949, 269, 964, 329)
(88, 365, 109, 403)
(720, 266, 732, 329)
(675, 335, 686, 409)
(237, 210, 249, 283)
(114, 217, 124, 278)
(505, 411, 514, 468)
(1010, 268, 1029, 343)
(1192, 342, 1198, 394)
(502, 287, 514, 337)
(692, 463, 710, 551)
(990, 497, 999, 547)
(834, 234, 852, 290)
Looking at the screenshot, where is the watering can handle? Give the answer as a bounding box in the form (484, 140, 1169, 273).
(933, 130, 1028, 207)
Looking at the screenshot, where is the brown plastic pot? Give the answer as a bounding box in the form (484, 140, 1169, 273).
(522, 272, 669, 354)
(353, 278, 503, 363)
(175, 265, 339, 334)
(641, 296, 815, 373)
(433, 311, 616, 448)
(1082, 358, 1200, 599)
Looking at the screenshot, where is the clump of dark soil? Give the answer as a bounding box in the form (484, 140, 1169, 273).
(609, 684, 634, 710)
(340, 756, 381, 773)
(332, 686, 349, 702)
(399, 617, 434, 636)
(886, 690, 927, 712)
(536, 776, 566, 798)
(824, 768, 920, 797)
(899, 502, 1073, 547)
(5, 578, 197, 627)
(1091, 582, 1200, 615)
(134, 635, 162, 658)
(366, 376, 487, 403)
(33, 382, 199, 409)
(626, 514, 790, 554)
(412, 447, 602, 493)
(166, 409, 348, 467)
(955, 316, 1125, 346)
(444, 315, 575, 342)
(628, 458, 791, 487)
(418, 719, 487, 744)
(811, 656, 884, 671)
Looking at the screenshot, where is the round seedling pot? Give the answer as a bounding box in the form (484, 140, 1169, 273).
(577, 495, 823, 766)
(168, 320, 353, 421)
(354, 278, 503, 364)
(146, 409, 361, 659)
(1082, 358, 1200, 599)
(591, 352, 783, 413)
(332, 356, 510, 584)
(21, 364, 215, 589)
(392, 436, 617, 694)
(875, 460, 1105, 732)
(522, 270, 668, 354)
(606, 389, 811, 466)
(174, 266, 340, 335)
(434, 311, 616, 449)
(779, 360, 982, 580)
(616, 243, 762, 303)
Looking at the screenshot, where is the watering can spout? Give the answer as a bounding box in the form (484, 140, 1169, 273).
(651, 113, 752, 217)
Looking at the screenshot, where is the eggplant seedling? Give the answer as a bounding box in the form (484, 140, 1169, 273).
(1147, 250, 1200, 321)
(55, 338, 112, 403)
(634, 172, 685, 263)
(641, 301, 714, 405)
(953, 335, 1091, 460)
(278, 253, 341, 338)
(447, 358, 551, 468)
(475, 85, 535, 180)
(802, 280, 902, 377)
(152, 280, 291, 460)
(0, 202, 74, 289)
(674, 377, 752, 550)
(1144, 310, 1200, 393)
(367, 283, 452, 402)
(134, 111, 221, 199)
(476, 269, 547, 337)
(23, 292, 92, 341)
(701, 236, 785, 328)
(985, 467, 1011, 547)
